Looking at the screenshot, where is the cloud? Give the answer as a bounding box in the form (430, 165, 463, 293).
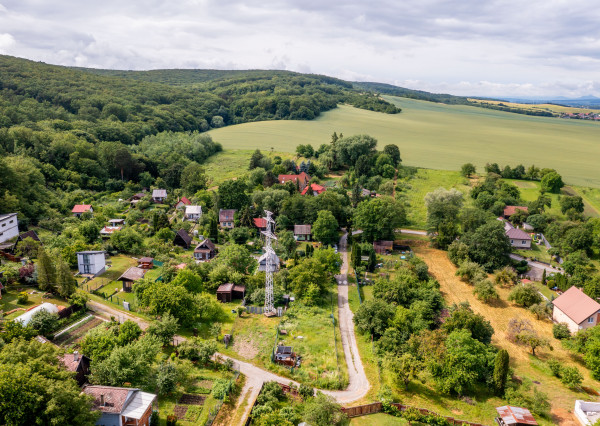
(0, 0, 598, 97)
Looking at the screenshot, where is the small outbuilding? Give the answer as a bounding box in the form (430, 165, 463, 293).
(495, 405, 538, 425)
(99, 226, 121, 238)
(174, 196, 192, 210)
(575, 400, 600, 425)
(14, 303, 60, 326)
(118, 267, 147, 292)
(138, 257, 154, 269)
(194, 238, 216, 261)
(552, 286, 600, 334)
(294, 224, 311, 241)
(216, 283, 246, 303)
(274, 345, 297, 366)
(373, 240, 393, 255)
(185, 205, 202, 221)
(173, 229, 192, 249)
(504, 205, 529, 220)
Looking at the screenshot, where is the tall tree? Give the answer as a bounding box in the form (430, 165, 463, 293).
(37, 246, 57, 293)
(493, 349, 509, 395)
(56, 259, 77, 298)
(312, 210, 339, 246)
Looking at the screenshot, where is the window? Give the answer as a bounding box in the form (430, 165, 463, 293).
(589, 317, 595, 323)
(510, 239, 513, 244)
(82, 254, 90, 264)
(83, 264, 91, 274)
(9, 220, 13, 224)
(522, 240, 526, 244)
(1, 223, 5, 227)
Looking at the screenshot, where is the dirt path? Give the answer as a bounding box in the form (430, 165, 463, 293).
(88, 233, 371, 425)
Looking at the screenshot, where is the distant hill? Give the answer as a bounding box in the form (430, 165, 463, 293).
(352, 81, 473, 105)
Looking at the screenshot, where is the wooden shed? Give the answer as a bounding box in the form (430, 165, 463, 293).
(117, 267, 147, 292)
(138, 257, 154, 269)
(216, 283, 246, 303)
(373, 240, 393, 254)
(173, 229, 192, 249)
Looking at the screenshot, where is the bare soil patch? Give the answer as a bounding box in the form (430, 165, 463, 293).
(551, 407, 578, 426)
(232, 335, 260, 360)
(178, 394, 206, 406)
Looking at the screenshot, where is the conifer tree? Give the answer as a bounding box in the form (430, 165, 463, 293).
(56, 260, 77, 298)
(37, 247, 56, 293)
(493, 349, 509, 395)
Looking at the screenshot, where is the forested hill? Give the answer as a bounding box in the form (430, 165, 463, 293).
(352, 81, 473, 105)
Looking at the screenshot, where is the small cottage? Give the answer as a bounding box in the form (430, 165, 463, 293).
(216, 283, 246, 302)
(219, 209, 236, 228)
(253, 217, 267, 232)
(77, 251, 106, 275)
(278, 172, 310, 190)
(185, 205, 202, 221)
(60, 351, 91, 387)
(83, 385, 157, 426)
(194, 239, 216, 261)
(151, 189, 167, 203)
(173, 229, 192, 249)
(504, 222, 532, 249)
(552, 286, 600, 334)
(294, 224, 311, 241)
(0, 213, 19, 244)
(99, 226, 121, 238)
(71, 204, 93, 218)
(504, 205, 529, 220)
(118, 267, 147, 292)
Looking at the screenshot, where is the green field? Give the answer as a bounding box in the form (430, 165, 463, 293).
(208, 97, 600, 187)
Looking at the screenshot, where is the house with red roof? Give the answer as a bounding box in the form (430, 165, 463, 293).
(503, 205, 528, 220)
(301, 183, 326, 196)
(253, 217, 267, 232)
(552, 286, 600, 334)
(71, 204, 93, 218)
(174, 196, 192, 210)
(278, 172, 310, 191)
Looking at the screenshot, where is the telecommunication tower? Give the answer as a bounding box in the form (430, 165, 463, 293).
(261, 211, 277, 315)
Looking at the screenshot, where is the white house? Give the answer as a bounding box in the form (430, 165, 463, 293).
(0, 213, 19, 243)
(552, 286, 600, 334)
(77, 251, 106, 275)
(504, 221, 532, 249)
(185, 205, 202, 221)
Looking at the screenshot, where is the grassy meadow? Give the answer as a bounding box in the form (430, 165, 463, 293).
(208, 96, 600, 187)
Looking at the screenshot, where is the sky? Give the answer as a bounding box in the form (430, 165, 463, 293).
(0, 0, 599, 98)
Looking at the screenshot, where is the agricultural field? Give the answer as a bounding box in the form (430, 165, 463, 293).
(468, 98, 600, 115)
(208, 97, 600, 187)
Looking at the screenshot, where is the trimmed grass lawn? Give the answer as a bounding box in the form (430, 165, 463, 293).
(1, 286, 69, 320)
(208, 98, 600, 187)
(218, 290, 348, 390)
(83, 255, 137, 292)
(513, 243, 555, 265)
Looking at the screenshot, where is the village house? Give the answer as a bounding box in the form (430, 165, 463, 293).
(253, 217, 267, 233)
(216, 283, 246, 302)
(151, 189, 167, 203)
(504, 222, 532, 249)
(219, 209, 236, 228)
(109, 219, 125, 226)
(278, 172, 310, 191)
(118, 267, 147, 292)
(82, 385, 157, 426)
(77, 251, 106, 275)
(495, 405, 538, 425)
(301, 183, 326, 196)
(59, 351, 91, 387)
(503, 205, 528, 220)
(184, 205, 202, 221)
(71, 204, 93, 218)
(137, 257, 154, 269)
(193, 238, 216, 261)
(258, 251, 280, 272)
(173, 229, 193, 249)
(0, 213, 18, 244)
(294, 224, 311, 241)
(174, 196, 192, 210)
(13, 229, 40, 252)
(552, 286, 600, 334)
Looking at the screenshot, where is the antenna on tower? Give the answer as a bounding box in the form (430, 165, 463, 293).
(261, 210, 277, 316)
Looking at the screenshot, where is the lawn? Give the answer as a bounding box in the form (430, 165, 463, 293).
(571, 185, 600, 217)
(414, 245, 599, 424)
(218, 291, 348, 390)
(513, 243, 555, 265)
(350, 412, 409, 425)
(399, 168, 471, 229)
(208, 97, 600, 187)
(1, 286, 69, 320)
(82, 255, 137, 293)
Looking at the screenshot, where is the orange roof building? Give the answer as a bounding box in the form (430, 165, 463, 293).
(552, 286, 600, 334)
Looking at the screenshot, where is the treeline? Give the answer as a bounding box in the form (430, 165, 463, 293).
(353, 82, 471, 105)
(474, 102, 554, 117)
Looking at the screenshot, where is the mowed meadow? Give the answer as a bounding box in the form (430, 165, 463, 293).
(208, 96, 600, 187)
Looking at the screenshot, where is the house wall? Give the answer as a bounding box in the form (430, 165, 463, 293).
(0, 215, 18, 243)
(220, 221, 234, 228)
(96, 412, 122, 426)
(553, 307, 582, 334)
(509, 238, 531, 249)
(77, 253, 106, 275)
(579, 311, 600, 332)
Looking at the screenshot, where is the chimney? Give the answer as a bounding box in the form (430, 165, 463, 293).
(73, 351, 79, 362)
(100, 394, 105, 406)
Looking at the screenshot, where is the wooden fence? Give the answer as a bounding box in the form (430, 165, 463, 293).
(342, 402, 487, 426)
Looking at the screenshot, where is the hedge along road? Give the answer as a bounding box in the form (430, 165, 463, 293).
(88, 231, 370, 424)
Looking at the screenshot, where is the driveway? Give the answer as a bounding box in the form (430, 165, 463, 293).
(509, 253, 562, 280)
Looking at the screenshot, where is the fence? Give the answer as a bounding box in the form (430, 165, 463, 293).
(341, 402, 487, 426)
(245, 305, 283, 316)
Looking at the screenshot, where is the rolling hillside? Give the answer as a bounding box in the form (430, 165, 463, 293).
(208, 96, 600, 187)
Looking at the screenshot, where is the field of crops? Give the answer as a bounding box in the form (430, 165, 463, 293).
(208, 96, 600, 187)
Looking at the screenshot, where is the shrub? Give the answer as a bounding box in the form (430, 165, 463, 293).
(473, 279, 499, 303)
(553, 323, 571, 340)
(17, 291, 28, 304)
(547, 359, 562, 377)
(212, 378, 233, 400)
(299, 383, 314, 399)
(561, 366, 583, 389)
(508, 283, 542, 307)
